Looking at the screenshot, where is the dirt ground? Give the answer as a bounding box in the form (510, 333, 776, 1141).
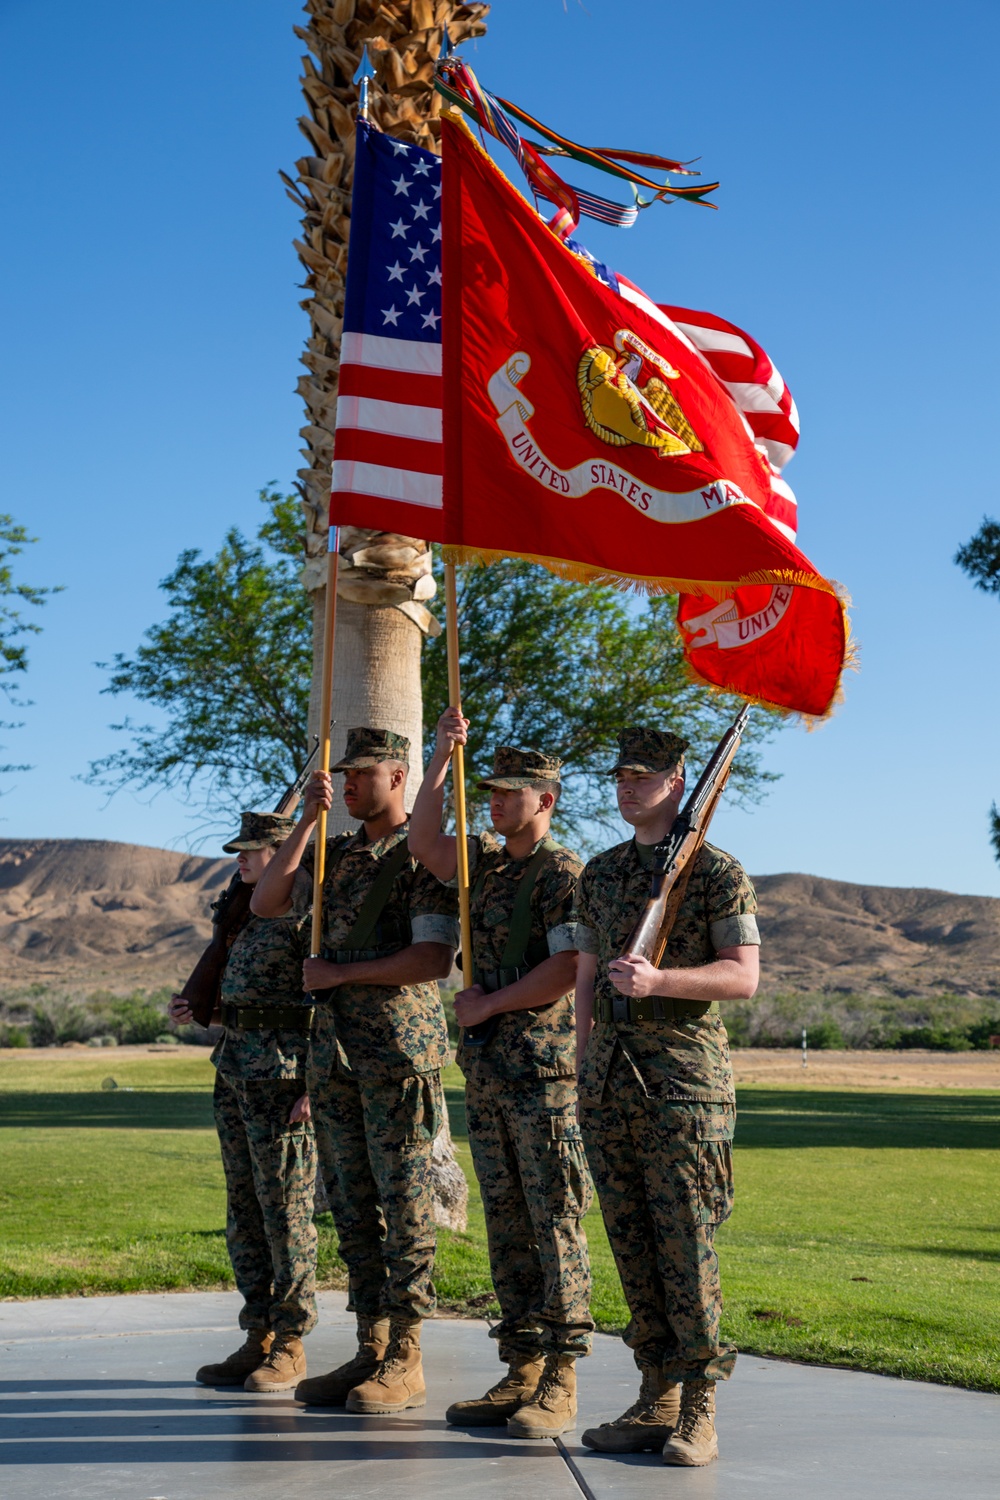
(2, 1044, 999, 1088)
(733, 1047, 1000, 1088)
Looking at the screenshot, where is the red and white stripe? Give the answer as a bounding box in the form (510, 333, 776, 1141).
(660, 304, 800, 544)
(331, 332, 444, 511)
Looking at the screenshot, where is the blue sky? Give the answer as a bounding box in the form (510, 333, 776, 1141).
(1, 0, 999, 893)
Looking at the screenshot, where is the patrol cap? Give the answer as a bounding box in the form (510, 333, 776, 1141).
(331, 725, 410, 771)
(606, 726, 689, 775)
(477, 746, 562, 791)
(222, 811, 297, 853)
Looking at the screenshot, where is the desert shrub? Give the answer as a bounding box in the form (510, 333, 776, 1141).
(805, 1017, 845, 1050)
(106, 992, 169, 1046)
(0, 1022, 29, 1047)
(29, 996, 98, 1046)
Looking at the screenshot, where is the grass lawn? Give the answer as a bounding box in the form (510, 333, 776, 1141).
(1, 1052, 998, 1392)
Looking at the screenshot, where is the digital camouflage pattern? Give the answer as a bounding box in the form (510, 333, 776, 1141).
(213, 914, 312, 1081)
(576, 839, 759, 1103)
(213, 1072, 318, 1336)
(466, 1073, 594, 1359)
(606, 726, 690, 774)
(580, 1054, 736, 1381)
(331, 725, 410, 769)
(477, 746, 562, 790)
(295, 822, 458, 1086)
(223, 811, 298, 852)
(311, 1065, 443, 1321)
(458, 832, 582, 1082)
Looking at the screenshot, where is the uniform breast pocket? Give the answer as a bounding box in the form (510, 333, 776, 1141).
(696, 1105, 735, 1227)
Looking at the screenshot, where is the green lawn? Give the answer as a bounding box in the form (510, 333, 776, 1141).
(1, 1053, 998, 1392)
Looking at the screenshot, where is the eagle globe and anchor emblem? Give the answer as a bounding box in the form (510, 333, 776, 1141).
(576, 329, 704, 456)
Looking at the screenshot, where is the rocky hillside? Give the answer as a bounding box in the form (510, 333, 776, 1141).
(1, 840, 999, 999)
(0, 839, 231, 992)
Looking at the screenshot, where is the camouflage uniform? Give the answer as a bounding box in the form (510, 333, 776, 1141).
(457, 747, 594, 1362)
(576, 728, 760, 1384)
(296, 729, 459, 1324)
(211, 811, 318, 1338)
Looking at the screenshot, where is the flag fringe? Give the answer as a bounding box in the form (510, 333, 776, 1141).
(441, 544, 847, 602)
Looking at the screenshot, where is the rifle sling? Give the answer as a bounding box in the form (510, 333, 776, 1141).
(470, 836, 560, 984)
(334, 837, 412, 953)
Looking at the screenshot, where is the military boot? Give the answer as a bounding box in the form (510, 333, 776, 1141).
(661, 1378, 718, 1466)
(506, 1353, 577, 1439)
(295, 1316, 390, 1407)
(581, 1364, 681, 1452)
(445, 1354, 545, 1426)
(345, 1319, 425, 1414)
(195, 1329, 273, 1386)
(243, 1332, 307, 1392)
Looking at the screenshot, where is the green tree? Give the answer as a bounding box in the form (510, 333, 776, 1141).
(86, 487, 311, 814)
(955, 517, 1000, 865)
(0, 515, 59, 775)
(423, 558, 777, 845)
(90, 486, 779, 835)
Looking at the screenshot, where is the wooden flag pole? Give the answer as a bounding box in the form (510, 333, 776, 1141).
(444, 562, 474, 988)
(310, 525, 340, 958)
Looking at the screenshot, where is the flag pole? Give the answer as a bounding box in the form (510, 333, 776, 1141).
(444, 562, 474, 988)
(310, 525, 340, 959)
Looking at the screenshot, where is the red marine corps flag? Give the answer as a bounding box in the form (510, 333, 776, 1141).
(330, 108, 849, 718)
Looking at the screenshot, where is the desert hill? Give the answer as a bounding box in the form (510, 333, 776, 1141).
(1, 839, 999, 999)
(0, 839, 232, 991)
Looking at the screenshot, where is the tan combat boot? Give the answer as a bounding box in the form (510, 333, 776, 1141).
(195, 1329, 273, 1386)
(295, 1316, 390, 1407)
(661, 1378, 718, 1466)
(581, 1364, 681, 1452)
(345, 1319, 426, 1413)
(243, 1332, 307, 1392)
(445, 1354, 545, 1426)
(507, 1353, 577, 1439)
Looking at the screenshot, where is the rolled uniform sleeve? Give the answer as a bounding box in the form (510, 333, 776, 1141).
(408, 860, 459, 951)
(705, 856, 759, 951)
(535, 847, 584, 955)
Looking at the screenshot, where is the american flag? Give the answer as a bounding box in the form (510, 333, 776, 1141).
(332, 121, 444, 515)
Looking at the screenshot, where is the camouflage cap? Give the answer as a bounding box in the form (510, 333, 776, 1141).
(222, 811, 297, 853)
(331, 725, 410, 771)
(477, 745, 562, 791)
(606, 726, 689, 775)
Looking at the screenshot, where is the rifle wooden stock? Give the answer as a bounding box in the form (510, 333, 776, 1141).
(177, 741, 322, 1029)
(620, 706, 750, 967)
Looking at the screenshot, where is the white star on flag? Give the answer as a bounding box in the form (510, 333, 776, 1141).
(381, 305, 401, 326)
(421, 309, 441, 330)
(390, 140, 410, 155)
(392, 174, 411, 196)
(386, 261, 405, 281)
(409, 244, 428, 263)
(406, 285, 425, 305)
(390, 217, 408, 238)
(427, 266, 442, 286)
(412, 199, 430, 221)
(412, 159, 431, 175)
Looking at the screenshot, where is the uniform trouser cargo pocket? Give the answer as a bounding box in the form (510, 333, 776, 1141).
(549, 1112, 594, 1218)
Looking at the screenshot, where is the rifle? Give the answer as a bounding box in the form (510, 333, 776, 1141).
(619, 706, 750, 966)
(179, 740, 321, 1027)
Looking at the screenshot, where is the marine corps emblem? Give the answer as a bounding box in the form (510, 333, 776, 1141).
(577, 329, 703, 456)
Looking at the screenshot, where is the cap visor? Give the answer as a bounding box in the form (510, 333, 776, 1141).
(222, 839, 270, 853)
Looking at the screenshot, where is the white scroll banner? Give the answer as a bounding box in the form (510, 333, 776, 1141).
(487, 352, 756, 526)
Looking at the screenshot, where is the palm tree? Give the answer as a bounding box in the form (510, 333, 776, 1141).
(286, 0, 489, 830)
(286, 1, 490, 1232)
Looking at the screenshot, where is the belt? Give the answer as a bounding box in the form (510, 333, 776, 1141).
(475, 965, 529, 995)
(321, 946, 398, 965)
(221, 1003, 315, 1031)
(593, 994, 718, 1024)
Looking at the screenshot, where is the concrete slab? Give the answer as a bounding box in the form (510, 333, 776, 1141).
(0, 1292, 996, 1500)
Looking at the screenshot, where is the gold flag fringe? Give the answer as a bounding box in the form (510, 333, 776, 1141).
(442, 544, 858, 724)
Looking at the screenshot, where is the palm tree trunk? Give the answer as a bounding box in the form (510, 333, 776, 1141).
(290, 0, 489, 1229)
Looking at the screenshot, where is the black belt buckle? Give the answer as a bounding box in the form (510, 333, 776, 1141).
(611, 995, 630, 1023)
(463, 1016, 499, 1048)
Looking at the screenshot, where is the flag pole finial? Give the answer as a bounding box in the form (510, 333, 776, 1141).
(438, 27, 454, 63)
(353, 44, 376, 121)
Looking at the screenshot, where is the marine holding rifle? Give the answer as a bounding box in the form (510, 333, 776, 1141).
(168, 811, 318, 1394)
(574, 726, 760, 1468)
(250, 727, 458, 1415)
(409, 708, 594, 1440)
